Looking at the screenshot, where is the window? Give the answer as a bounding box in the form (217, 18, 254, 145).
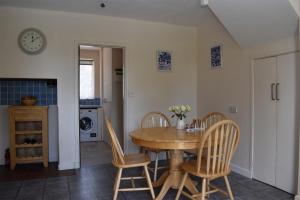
(80, 59, 95, 99)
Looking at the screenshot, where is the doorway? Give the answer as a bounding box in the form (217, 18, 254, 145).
(78, 44, 125, 167)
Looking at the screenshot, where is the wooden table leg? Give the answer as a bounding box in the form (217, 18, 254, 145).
(153, 171, 168, 187)
(185, 175, 199, 194)
(155, 149, 199, 200)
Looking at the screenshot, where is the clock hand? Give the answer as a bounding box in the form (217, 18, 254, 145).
(32, 36, 40, 42)
(31, 36, 34, 43)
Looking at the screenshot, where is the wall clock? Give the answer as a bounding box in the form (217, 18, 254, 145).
(18, 28, 47, 55)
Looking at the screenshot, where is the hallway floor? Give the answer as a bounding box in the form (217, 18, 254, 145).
(80, 141, 112, 167)
(0, 162, 294, 200)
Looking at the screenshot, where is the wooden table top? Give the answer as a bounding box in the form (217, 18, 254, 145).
(130, 127, 205, 150)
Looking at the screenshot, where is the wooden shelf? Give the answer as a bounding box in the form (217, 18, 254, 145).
(16, 143, 43, 148)
(15, 130, 42, 135)
(9, 106, 48, 170)
(15, 119, 42, 122)
(16, 156, 43, 163)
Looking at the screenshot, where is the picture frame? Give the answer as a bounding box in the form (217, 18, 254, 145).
(157, 50, 172, 71)
(210, 44, 222, 69)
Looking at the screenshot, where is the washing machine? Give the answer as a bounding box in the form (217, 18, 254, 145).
(80, 108, 100, 142)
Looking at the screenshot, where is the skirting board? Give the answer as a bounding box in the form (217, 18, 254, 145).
(155, 156, 252, 178)
(295, 195, 300, 200)
(0, 158, 4, 165)
(58, 161, 80, 170)
(230, 163, 252, 178)
(57, 158, 252, 179)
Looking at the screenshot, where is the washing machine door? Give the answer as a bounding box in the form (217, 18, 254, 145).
(80, 116, 93, 132)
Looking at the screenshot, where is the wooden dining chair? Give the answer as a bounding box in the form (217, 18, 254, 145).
(176, 120, 240, 200)
(201, 112, 227, 128)
(185, 112, 227, 159)
(105, 118, 155, 200)
(141, 111, 171, 181)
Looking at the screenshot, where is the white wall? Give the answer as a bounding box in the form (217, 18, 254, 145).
(289, 0, 300, 16)
(197, 15, 251, 175)
(197, 11, 299, 177)
(296, 3, 300, 199)
(103, 48, 113, 103)
(102, 47, 113, 146)
(0, 7, 197, 169)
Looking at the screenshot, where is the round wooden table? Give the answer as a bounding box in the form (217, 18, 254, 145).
(130, 127, 204, 200)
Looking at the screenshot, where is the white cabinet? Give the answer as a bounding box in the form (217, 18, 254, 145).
(253, 52, 299, 194)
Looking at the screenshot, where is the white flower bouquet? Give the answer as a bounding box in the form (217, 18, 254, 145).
(168, 105, 192, 120)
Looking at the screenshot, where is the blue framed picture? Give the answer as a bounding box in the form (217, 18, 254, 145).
(157, 50, 172, 71)
(211, 45, 222, 69)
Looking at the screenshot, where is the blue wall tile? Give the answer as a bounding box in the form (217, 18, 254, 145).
(1, 99, 7, 105)
(0, 79, 57, 106)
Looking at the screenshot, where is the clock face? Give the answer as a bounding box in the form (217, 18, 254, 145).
(18, 28, 47, 55)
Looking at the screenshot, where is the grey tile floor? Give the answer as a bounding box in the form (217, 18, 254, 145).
(80, 142, 112, 167)
(0, 162, 294, 200)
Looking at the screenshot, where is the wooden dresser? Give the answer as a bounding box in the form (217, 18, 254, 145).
(8, 106, 48, 170)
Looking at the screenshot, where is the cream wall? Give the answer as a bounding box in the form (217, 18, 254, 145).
(197, 12, 299, 177)
(296, 3, 300, 199)
(197, 15, 251, 175)
(0, 7, 197, 169)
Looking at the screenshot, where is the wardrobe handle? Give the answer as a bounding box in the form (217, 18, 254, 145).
(271, 83, 275, 101)
(276, 83, 280, 101)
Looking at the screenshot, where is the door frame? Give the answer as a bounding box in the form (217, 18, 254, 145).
(74, 40, 128, 168)
(250, 50, 300, 178)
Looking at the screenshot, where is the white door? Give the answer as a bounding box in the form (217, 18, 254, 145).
(253, 57, 277, 186)
(275, 52, 299, 193)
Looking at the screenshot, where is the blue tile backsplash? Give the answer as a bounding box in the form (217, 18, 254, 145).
(79, 98, 101, 107)
(0, 79, 57, 106)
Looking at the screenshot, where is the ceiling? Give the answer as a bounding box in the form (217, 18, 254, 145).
(0, 0, 211, 27)
(209, 0, 299, 47)
(0, 0, 298, 47)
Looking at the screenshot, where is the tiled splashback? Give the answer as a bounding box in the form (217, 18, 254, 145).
(79, 98, 101, 107)
(0, 79, 57, 106)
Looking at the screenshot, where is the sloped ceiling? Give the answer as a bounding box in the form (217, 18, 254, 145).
(0, 0, 210, 27)
(208, 0, 299, 47)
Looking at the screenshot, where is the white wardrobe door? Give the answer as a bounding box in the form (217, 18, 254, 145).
(253, 57, 277, 186)
(276, 52, 299, 194)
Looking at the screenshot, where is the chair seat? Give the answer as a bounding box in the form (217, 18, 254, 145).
(181, 160, 230, 179)
(114, 153, 151, 168)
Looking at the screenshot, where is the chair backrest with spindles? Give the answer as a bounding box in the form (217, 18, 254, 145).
(196, 120, 240, 177)
(105, 118, 125, 166)
(191, 112, 226, 129)
(141, 112, 171, 128)
(201, 112, 227, 129)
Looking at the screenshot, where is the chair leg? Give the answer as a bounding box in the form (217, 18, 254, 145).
(166, 151, 169, 161)
(140, 146, 144, 153)
(224, 176, 234, 200)
(144, 165, 155, 199)
(175, 172, 188, 200)
(154, 153, 159, 181)
(113, 168, 123, 200)
(201, 178, 206, 200)
(206, 179, 210, 198)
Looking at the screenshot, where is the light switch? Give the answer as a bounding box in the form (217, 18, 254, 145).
(229, 106, 238, 113)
